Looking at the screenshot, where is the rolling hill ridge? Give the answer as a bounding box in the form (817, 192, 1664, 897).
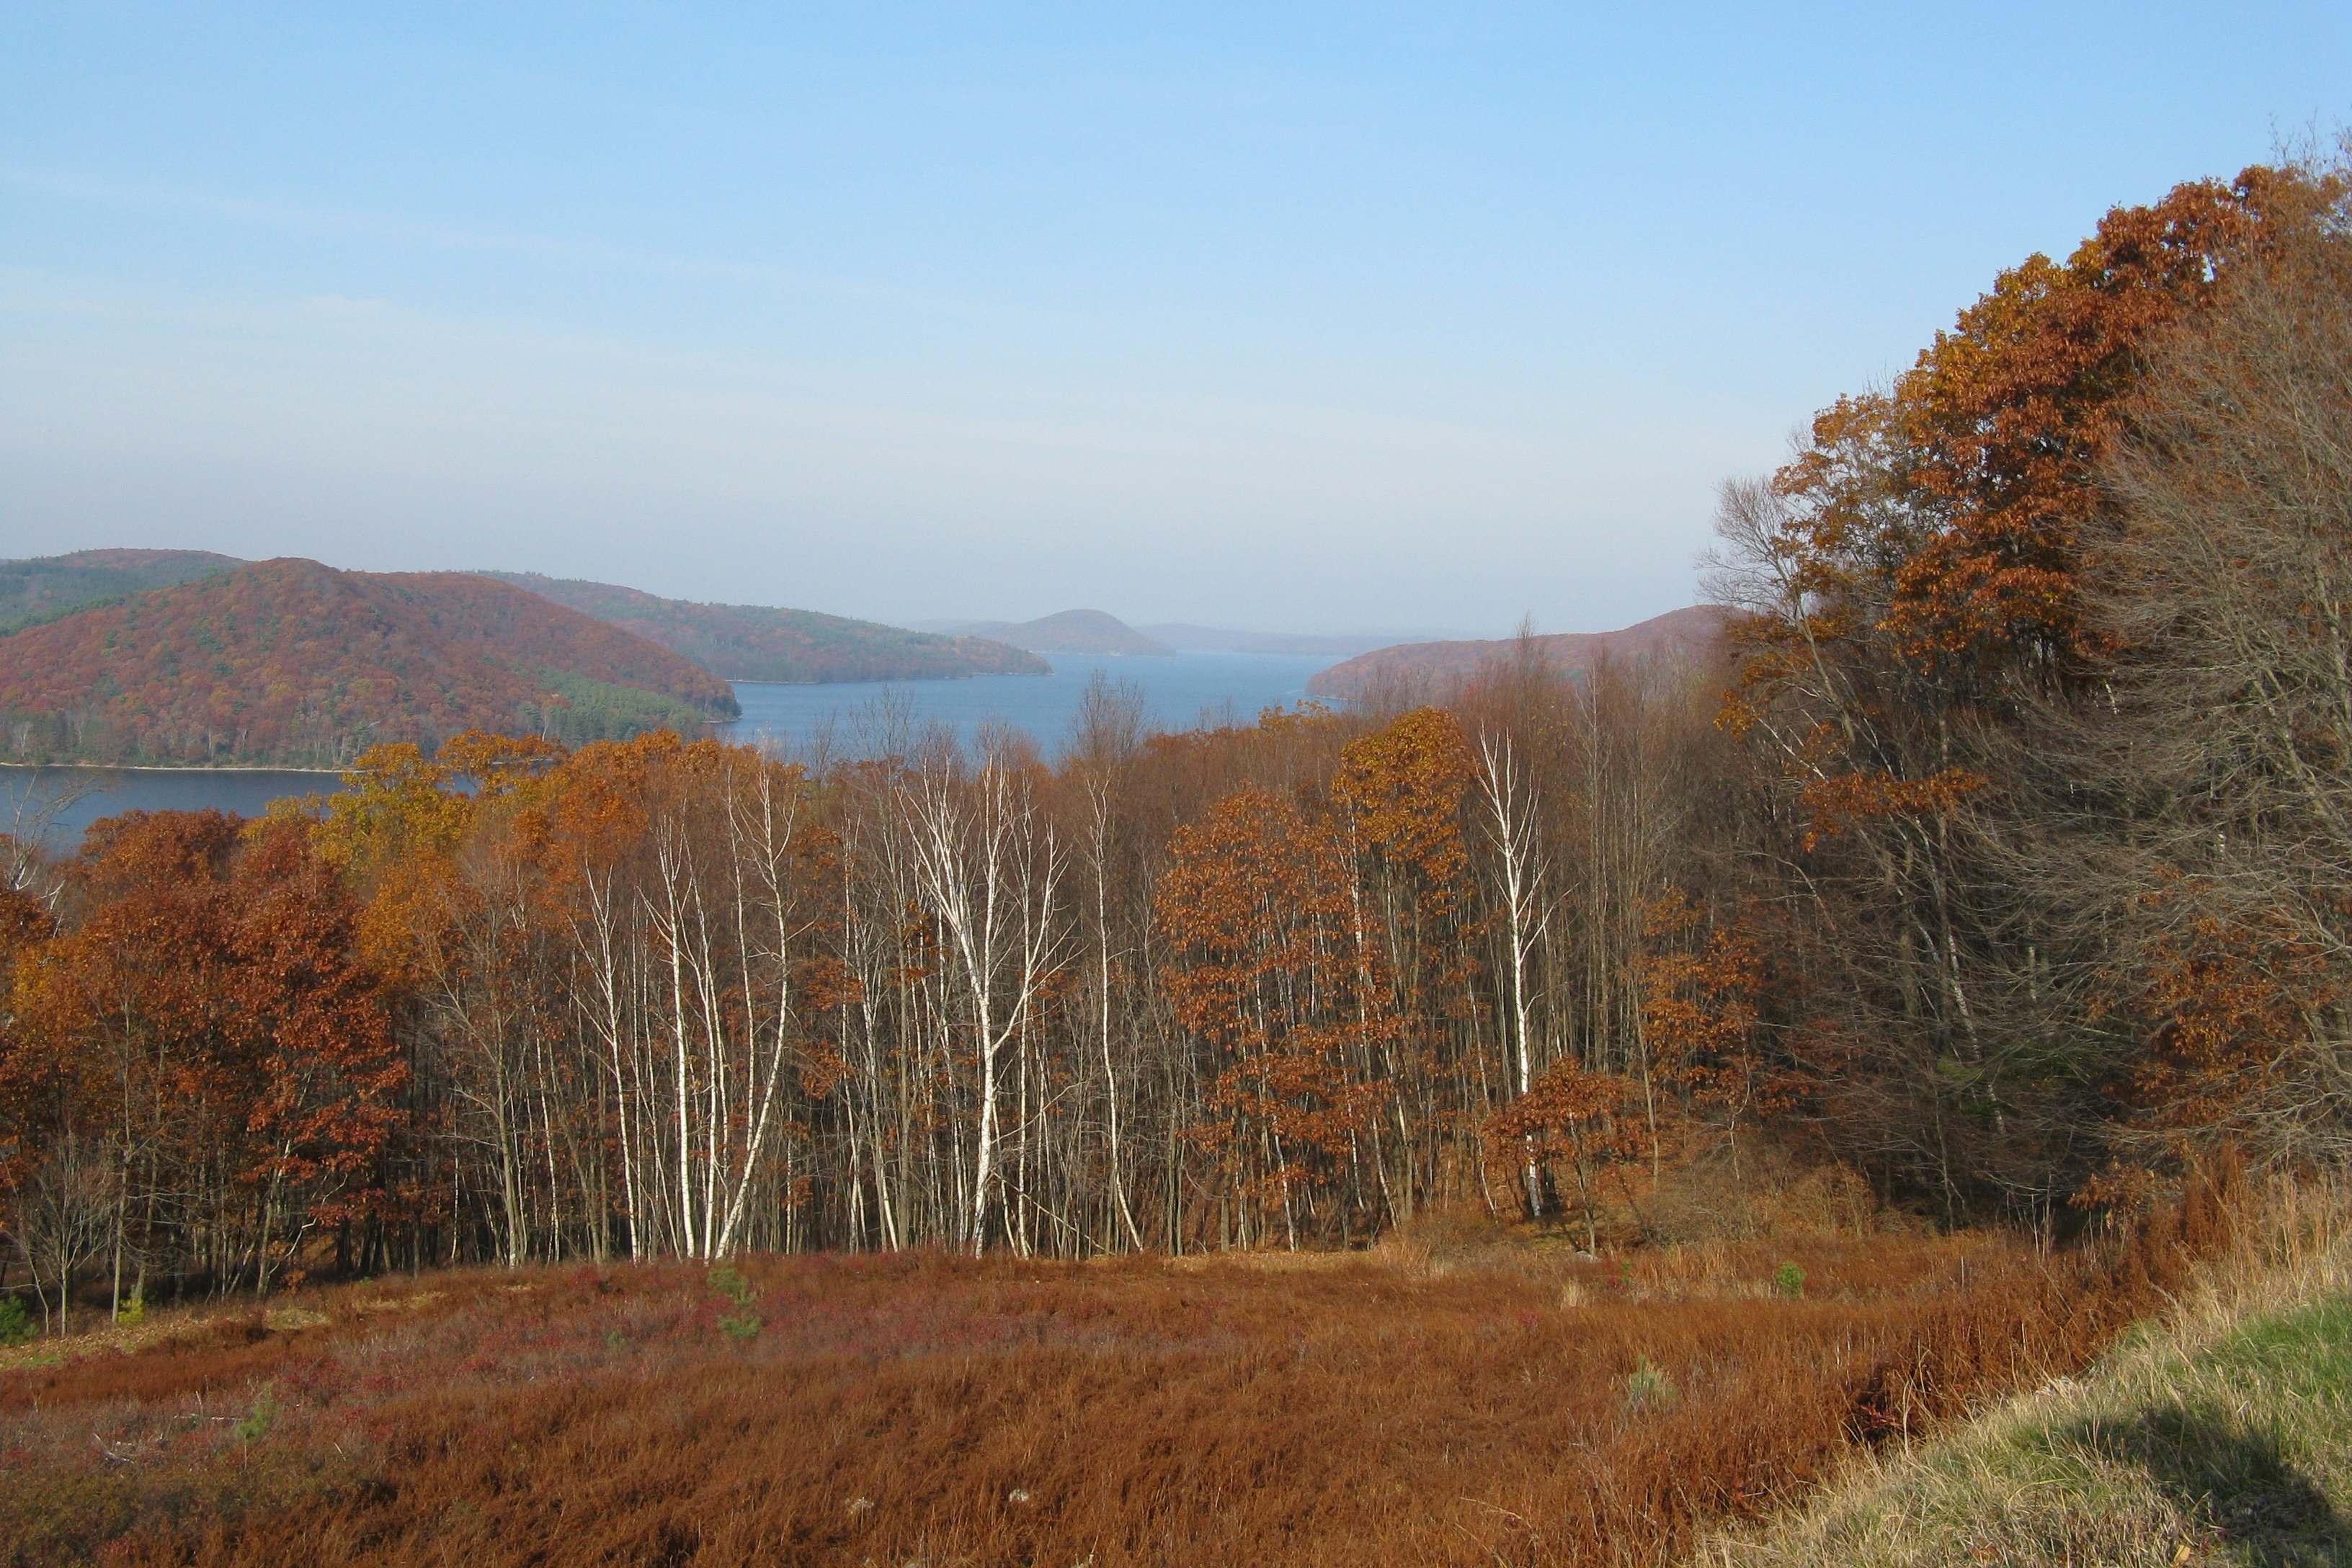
(0, 548, 244, 633)
(1304, 605, 1729, 700)
(490, 573, 1046, 682)
(0, 558, 738, 767)
(1136, 623, 1461, 656)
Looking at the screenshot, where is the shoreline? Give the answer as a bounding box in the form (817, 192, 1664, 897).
(0, 762, 343, 775)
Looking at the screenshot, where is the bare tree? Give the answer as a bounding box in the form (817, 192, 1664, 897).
(2071, 163, 2352, 1162)
(904, 752, 1068, 1254)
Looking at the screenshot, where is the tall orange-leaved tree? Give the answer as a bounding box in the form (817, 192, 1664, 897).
(1332, 707, 1482, 1205)
(1159, 788, 1396, 1246)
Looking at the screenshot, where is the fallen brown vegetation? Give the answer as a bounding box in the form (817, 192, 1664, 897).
(1, 1180, 2237, 1568)
(1704, 1177, 2352, 1567)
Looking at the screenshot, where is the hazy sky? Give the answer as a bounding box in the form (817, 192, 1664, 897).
(4, 5, 2347, 635)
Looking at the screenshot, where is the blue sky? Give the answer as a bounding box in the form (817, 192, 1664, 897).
(4, 5, 2346, 634)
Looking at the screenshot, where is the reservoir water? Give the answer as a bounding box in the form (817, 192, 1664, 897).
(3, 765, 342, 852)
(723, 651, 1340, 754)
(4, 651, 1344, 851)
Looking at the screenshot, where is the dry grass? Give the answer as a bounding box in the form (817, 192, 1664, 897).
(1706, 1175, 2352, 1568)
(0, 1199, 2233, 1568)
(0, 1297, 292, 1375)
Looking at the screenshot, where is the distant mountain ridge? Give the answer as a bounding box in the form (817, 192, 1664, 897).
(920, 615, 1471, 657)
(489, 574, 1047, 683)
(938, 610, 1173, 657)
(1304, 606, 1729, 700)
(0, 548, 244, 633)
(0, 558, 737, 767)
(1136, 623, 1467, 657)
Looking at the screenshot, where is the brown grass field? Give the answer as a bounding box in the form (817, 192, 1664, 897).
(1, 1213, 2221, 1568)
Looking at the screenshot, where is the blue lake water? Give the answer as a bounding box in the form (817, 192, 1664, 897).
(722, 651, 1341, 755)
(3, 653, 1344, 850)
(3, 766, 342, 852)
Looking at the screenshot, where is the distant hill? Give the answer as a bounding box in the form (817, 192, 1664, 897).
(1304, 606, 1729, 700)
(0, 558, 738, 767)
(489, 574, 1047, 683)
(1136, 623, 1465, 657)
(945, 610, 1174, 657)
(0, 548, 244, 633)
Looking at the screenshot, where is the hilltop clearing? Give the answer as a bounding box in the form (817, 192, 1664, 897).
(1304, 605, 1727, 700)
(489, 572, 1047, 682)
(941, 607, 1175, 656)
(0, 1205, 2230, 1568)
(0, 558, 736, 766)
(0, 548, 243, 633)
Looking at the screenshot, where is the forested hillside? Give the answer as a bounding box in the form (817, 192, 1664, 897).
(1, 154, 2347, 1295)
(491, 572, 1047, 682)
(0, 558, 738, 767)
(0, 548, 241, 633)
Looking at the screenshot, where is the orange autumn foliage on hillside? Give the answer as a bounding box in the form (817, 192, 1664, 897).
(6, 811, 405, 1302)
(1483, 1059, 1647, 1245)
(2125, 889, 2338, 1136)
(1157, 788, 1396, 1244)
(1796, 766, 1987, 852)
(1637, 892, 1793, 1131)
(1884, 175, 2286, 677)
(0, 558, 736, 766)
(1703, 156, 2352, 1202)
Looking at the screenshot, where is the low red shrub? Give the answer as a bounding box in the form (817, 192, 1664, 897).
(0, 1185, 2231, 1568)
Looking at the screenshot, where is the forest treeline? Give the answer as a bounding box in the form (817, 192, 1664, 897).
(4, 153, 2349, 1322)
